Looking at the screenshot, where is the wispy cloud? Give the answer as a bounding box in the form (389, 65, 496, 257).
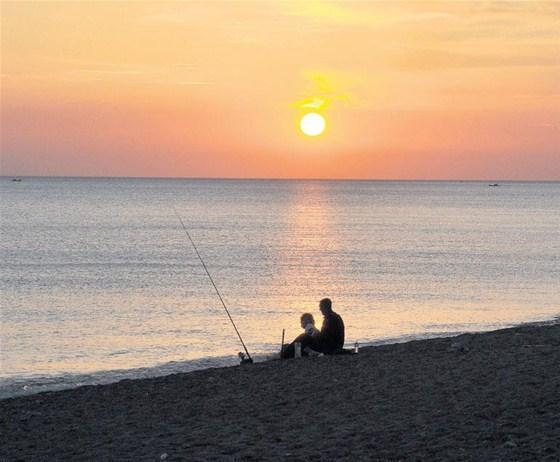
(281, 0, 460, 27)
(393, 48, 560, 71)
(176, 81, 213, 86)
(294, 69, 357, 111)
(70, 69, 145, 76)
(299, 97, 327, 109)
(3, 60, 213, 87)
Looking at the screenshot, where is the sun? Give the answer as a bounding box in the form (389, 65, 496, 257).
(300, 112, 326, 137)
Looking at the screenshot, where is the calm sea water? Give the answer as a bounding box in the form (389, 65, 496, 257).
(1, 178, 559, 398)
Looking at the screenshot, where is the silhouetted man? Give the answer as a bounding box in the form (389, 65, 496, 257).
(317, 298, 345, 354)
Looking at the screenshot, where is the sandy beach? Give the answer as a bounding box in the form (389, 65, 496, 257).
(2, 323, 559, 461)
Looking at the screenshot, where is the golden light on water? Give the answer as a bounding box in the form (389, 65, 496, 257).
(300, 113, 326, 137)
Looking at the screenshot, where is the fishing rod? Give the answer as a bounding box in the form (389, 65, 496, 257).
(173, 209, 253, 364)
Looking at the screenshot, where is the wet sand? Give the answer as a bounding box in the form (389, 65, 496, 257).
(2, 323, 559, 461)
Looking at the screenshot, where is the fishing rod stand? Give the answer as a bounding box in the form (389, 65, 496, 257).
(238, 352, 253, 365)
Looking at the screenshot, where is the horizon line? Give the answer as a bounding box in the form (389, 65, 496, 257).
(1, 174, 559, 183)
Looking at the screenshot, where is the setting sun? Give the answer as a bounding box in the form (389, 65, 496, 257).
(300, 113, 326, 137)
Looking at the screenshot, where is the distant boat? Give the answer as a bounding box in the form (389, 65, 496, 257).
(488, 183, 500, 187)
(11, 178, 22, 182)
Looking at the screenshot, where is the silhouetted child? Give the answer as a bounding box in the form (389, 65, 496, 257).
(281, 312, 321, 358)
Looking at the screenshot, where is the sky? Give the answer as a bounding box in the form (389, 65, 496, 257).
(1, 1, 559, 180)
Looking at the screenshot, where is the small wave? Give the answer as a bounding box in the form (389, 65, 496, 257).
(108, 350, 129, 356)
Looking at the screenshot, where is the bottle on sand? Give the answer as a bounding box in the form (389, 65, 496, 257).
(294, 342, 302, 358)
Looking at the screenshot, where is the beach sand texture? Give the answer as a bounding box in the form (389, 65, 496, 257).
(2, 323, 559, 461)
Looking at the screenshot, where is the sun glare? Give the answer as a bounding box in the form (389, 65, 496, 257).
(300, 113, 326, 137)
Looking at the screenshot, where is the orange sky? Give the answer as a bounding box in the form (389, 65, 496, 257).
(1, 1, 559, 179)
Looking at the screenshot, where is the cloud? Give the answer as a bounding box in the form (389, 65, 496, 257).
(393, 48, 560, 71)
(3, 60, 213, 87)
(280, 0, 460, 27)
(176, 81, 213, 86)
(299, 97, 327, 109)
(282, 1, 371, 25)
(294, 69, 358, 111)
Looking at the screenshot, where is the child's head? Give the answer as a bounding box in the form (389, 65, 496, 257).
(300, 312, 315, 328)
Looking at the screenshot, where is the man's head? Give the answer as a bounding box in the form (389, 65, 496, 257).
(319, 298, 332, 315)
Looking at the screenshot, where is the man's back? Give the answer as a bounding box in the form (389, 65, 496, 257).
(320, 311, 345, 354)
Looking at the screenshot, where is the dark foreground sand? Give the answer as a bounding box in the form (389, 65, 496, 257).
(2, 323, 559, 461)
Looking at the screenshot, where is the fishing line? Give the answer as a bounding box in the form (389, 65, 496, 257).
(173, 208, 253, 363)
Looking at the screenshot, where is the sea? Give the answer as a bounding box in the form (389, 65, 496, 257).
(1, 177, 559, 398)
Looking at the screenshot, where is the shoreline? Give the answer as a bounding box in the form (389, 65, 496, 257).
(3, 316, 559, 400)
(3, 316, 558, 400)
(2, 322, 559, 461)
